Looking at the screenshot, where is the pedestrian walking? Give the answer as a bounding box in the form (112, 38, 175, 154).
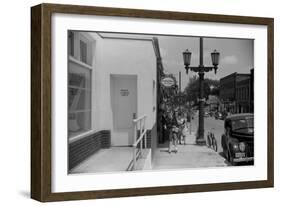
(165, 109, 179, 153)
(177, 111, 186, 145)
(161, 109, 169, 143)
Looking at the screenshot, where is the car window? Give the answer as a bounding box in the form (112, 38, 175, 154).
(231, 117, 254, 131)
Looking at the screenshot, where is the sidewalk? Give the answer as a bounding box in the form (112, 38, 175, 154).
(70, 147, 134, 174)
(70, 119, 228, 173)
(152, 131, 229, 170)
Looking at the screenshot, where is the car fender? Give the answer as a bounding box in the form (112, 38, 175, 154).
(221, 134, 227, 150)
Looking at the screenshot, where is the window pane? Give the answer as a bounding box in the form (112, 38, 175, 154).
(69, 72, 86, 88)
(80, 40, 87, 64)
(68, 88, 91, 111)
(68, 67, 91, 89)
(68, 111, 91, 138)
(68, 31, 74, 56)
(68, 61, 92, 138)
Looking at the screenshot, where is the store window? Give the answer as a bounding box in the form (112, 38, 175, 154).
(68, 31, 74, 57)
(80, 40, 87, 64)
(68, 31, 94, 139)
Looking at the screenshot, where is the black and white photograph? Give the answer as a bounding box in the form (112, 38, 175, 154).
(29, 2, 274, 202)
(67, 31, 254, 174)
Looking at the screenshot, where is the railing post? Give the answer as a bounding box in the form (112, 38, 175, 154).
(133, 146, 136, 170)
(131, 115, 148, 171)
(144, 133, 147, 149)
(144, 117, 147, 148)
(140, 139, 142, 157)
(133, 121, 137, 145)
(133, 119, 137, 171)
(140, 117, 142, 157)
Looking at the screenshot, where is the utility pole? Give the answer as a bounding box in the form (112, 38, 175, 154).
(179, 71, 181, 92)
(183, 37, 220, 145)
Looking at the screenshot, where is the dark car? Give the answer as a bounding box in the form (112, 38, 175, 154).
(215, 111, 222, 119)
(221, 113, 254, 165)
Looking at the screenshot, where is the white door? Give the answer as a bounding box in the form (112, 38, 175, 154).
(111, 75, 137, 146)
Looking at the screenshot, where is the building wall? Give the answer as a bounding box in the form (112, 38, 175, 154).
(219, 73, 236, 112)
(220, 72, 251, 113)
(91, 34, 157, 140)
(236, 72, 253, 113)
(68, 130, 111, 170)
(68, 33, 158, 170)
(220, 73, 251, 102)
(220, 73, 236, 102)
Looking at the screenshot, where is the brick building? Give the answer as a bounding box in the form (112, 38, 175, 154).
(236, 69, 254, 113)
(219, 70, 254, 113)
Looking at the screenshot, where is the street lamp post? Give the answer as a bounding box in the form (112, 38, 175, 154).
(183, 37, 220, 145)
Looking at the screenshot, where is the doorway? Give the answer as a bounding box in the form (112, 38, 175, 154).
(110, 75, 137, 146)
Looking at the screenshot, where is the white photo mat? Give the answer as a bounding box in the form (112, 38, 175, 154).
(52, 13, 267, 193)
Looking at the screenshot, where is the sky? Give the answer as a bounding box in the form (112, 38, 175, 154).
(99, 32, 254, 91)
(157, 35, 254, 91)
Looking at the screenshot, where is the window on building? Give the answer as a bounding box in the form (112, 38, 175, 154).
(68, 69, 92, 138)
(80, 40, 87, 64)
(68, 31, 74, 57)
(68, 32, 94, 139)
(238, 88, 240, 100)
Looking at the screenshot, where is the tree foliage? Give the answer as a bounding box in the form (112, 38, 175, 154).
(184, 75, 220, 104)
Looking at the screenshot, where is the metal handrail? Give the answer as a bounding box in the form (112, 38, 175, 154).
(133, 129, 147, 147)
(127, 115, 148, 171)
(133, 115, 147, 123)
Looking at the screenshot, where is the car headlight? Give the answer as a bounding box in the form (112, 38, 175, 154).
(232, 143, 239, 151)
(239, 142, 246, 152)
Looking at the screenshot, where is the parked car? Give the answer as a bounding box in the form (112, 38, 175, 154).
(221, 113, 254, 165)
(215, 111, 222, 119)
(209, 111, 215, 117)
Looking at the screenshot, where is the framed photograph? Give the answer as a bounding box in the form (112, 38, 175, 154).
(31, 3, 274, 202)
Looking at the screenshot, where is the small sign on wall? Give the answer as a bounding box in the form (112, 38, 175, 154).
(120, 89, 129, 96)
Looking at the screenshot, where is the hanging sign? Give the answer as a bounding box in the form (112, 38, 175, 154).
(161, 76, 175, 88)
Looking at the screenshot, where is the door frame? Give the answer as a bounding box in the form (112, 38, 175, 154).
(110, 74, 138, 146)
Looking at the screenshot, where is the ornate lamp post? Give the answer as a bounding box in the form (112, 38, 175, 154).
(183, 37, 220, 145)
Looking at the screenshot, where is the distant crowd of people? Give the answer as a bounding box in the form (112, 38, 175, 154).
(161, 106, 190, 153)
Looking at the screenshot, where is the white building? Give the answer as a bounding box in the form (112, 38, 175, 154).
(68, 31, 161, 170)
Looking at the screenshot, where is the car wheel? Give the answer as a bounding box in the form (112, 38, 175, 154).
(226, 150, 231, 162)
(224, 149, 229, 161)
(228, 152, 237, 166)
(230, 156, 237, 166)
